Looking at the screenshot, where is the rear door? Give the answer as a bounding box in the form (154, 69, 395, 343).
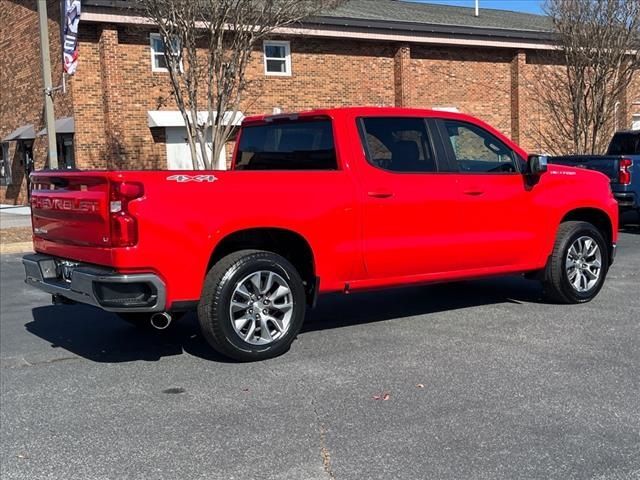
(437, 119, 537, 269)
(357, 116, 462, 279)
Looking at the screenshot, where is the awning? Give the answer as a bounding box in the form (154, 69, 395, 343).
(2, 124, 35, 142)
(147, 110, 244, 128)
(432, 106, 460, 113)
(37, 117, 75, 136)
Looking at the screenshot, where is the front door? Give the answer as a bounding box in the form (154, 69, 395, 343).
(438, 119, 537, 269)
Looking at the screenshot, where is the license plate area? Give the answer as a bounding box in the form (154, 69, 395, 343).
(56, 260, 81, 283)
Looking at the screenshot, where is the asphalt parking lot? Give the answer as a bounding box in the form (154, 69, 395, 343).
(1, 228, 639, 480)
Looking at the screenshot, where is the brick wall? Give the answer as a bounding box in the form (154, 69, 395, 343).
(242, 37, 396, 112)
(519, 50, 568, 154)
(410, 46, 514, 138)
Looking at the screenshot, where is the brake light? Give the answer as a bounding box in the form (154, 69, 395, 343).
(618, 158, 632, 185)
(110, 182, 144, 247)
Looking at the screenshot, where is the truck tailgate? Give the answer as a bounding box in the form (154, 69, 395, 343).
(550, 156, 619, 182)
(30, 172, 111, 247)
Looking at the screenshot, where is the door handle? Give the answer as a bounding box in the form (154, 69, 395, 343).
(368, 191, 394, 199)
(463, 190, 484, 196)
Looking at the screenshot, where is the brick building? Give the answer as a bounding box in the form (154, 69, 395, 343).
(1, 0, 639, 204)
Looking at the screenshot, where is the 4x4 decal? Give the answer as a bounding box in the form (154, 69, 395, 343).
(167, 174, 218, 183)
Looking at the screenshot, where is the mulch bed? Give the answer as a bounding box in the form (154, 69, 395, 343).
(0, 227, 33, 245)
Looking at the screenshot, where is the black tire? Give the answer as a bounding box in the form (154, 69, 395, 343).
(198, 250, 306, 361)
(543, 221, 609, 304)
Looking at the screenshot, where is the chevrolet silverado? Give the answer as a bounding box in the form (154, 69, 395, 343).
(23, 108, 619, 361)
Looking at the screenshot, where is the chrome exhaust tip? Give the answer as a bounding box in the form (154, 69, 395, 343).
(150, 312, 172, 330)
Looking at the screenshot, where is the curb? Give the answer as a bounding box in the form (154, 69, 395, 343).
(0, 242, 34, 255)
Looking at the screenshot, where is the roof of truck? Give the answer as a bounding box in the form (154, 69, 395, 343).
(242, 106, 479, 124)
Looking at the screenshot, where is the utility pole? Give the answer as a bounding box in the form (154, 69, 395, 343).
(37, 0, 59, 169)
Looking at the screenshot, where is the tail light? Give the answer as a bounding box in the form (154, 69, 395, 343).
(110, 182, 144, 247)
(618, 158, 632, 185)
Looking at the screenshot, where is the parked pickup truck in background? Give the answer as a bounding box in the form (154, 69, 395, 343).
(23, 108, 619, 361)
(550, 130, 640, 221)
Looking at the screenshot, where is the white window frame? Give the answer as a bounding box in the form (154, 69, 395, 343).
(150, 33, 181, 73)
(263, 40, 291, 77)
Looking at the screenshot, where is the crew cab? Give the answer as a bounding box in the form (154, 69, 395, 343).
(550, 130, 640, 219)
(23, 108, 619, 361)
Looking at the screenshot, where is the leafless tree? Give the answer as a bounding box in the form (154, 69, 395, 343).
(534, 0, 639, 155)
(137, 0, 344, 169)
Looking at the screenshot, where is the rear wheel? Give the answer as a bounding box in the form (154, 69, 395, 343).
(543, 221, 609, 304)
(198, 250, 306, 361)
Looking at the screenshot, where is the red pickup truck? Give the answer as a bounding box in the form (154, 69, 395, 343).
(23, 107, 619, 361)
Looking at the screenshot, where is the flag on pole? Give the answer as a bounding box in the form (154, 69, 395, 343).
(62, 0, 81, 75)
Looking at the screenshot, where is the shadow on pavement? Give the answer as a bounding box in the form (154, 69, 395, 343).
(620, 211, 640, 233)
(304, 275, 545, 332)
(25, 275, 545, 364)
(27, 306, 233, 363)
(620, 224, 639, 235)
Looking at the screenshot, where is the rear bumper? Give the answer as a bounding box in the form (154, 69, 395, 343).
(613, 191, 637, 209)
(22, 254, 166, 312)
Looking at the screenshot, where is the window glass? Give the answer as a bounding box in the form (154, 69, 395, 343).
(150, 34, 180, 71)
(265, 45, 286, 58)
(264, 41, 290, 75)
(608, 132, 640, 155)
(236, 119, 336, 170)
(444, 120, 517, 173)
(359, 117, 436, 173)
(0, 143, 11, 186)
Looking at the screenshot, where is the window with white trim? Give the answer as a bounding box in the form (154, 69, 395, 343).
(263, 41, 291, 76)
(150, 33, 181, 72)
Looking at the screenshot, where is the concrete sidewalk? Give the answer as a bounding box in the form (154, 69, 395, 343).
(0, 204, 31, 215)
(0, 205, 33, 254)
(0, 212, 32, 229)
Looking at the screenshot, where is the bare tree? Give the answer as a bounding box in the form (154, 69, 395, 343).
(137, 0, 344, 169)
(534, 0, 639, 155)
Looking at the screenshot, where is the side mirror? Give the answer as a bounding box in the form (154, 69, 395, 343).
(527, 154, 548, 175)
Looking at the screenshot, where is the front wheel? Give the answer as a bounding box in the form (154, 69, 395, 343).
(543, 221, 609, 304)
(197, 250, 306, 361)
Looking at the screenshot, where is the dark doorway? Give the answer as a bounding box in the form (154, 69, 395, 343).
(57, 134, 75, 169)
(20, 140, 34, 200)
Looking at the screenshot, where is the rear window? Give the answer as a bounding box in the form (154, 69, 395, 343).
(608, 132, 640, 155)
(235, 119, 337, 170)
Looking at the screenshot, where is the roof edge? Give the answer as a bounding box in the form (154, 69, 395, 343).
(304, 15, 555, 42)
(81, 1, 555, 43)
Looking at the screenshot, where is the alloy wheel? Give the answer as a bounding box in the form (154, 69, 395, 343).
(565, 235, 602, 293)
(229, 270, 294, 345)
